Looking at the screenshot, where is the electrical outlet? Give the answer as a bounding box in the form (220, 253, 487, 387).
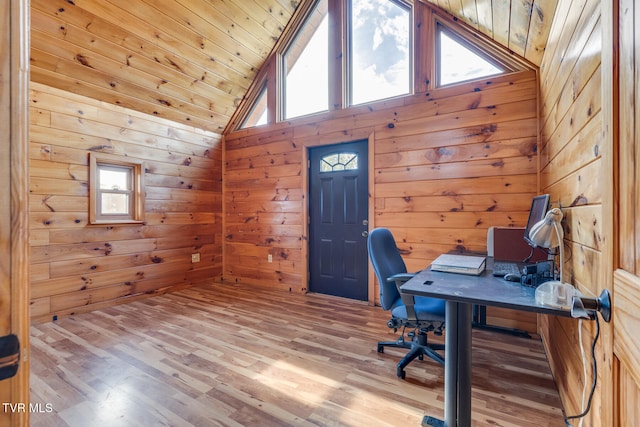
(267, 254, 273, 263)
(191, 253, 200, 263)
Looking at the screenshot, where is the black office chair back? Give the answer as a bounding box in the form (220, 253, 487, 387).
(368, 228, 407, 311)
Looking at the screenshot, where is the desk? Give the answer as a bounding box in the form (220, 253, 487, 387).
(400, 261, 572, 427)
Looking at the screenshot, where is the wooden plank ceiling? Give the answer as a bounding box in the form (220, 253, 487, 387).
(30, 0, 300, 133)
(30, 0, 557, 133)
(424, 0, 558, 67)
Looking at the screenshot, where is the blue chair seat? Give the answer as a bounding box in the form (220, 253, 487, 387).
(391, 296, 446, 322)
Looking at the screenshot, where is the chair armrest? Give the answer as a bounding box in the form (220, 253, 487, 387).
(387, 273, 419, 321)
(386, 272, 416, 284)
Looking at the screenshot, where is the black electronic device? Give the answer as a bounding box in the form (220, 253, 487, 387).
(524, 194, 551, 247)
(490, 195, 550, 277)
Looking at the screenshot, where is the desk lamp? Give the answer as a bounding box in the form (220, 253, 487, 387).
(528, 208, 577, 308)
(528, 207, 564, 280)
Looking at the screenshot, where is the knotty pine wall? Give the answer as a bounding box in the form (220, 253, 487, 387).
(538, 0, 608, 424)
(224, 70, 541, 333)
(29, 83, 223, 323)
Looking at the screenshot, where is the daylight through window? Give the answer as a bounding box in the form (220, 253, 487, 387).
(437, 27, 504, 86)
(235, 0, 527, 130)
(242, 83, 268, 128)
(284, 0, 329, 120)
(320, 152, 358, 172)
(90, 153, 145, 224)
(349, 0, 411, 105)
(99, 165, 133, 215)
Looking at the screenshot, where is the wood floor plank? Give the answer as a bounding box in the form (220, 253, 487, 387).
(30, 283, 565, 426)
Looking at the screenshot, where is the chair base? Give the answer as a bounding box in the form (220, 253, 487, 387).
(377, 330, 445, 379)
(422, 416, 445, 427)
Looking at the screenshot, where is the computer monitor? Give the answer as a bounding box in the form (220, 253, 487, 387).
(524, 194, 550, 247)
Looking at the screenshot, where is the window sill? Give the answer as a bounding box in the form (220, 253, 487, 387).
(89, 220, 146, 226)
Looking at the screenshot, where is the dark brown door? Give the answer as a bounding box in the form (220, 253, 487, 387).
(309, 140, 368, 300)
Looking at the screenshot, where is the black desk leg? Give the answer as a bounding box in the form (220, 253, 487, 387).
(442, 301, 472, 427)
(424, 302, 473, 427)
(445, 301, 458, 426)
(457, 303, 472, 426)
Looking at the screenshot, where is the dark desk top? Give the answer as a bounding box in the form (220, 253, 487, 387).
(400, 262, 572, 318)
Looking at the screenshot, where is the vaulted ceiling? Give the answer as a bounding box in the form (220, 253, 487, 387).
(30, 0, 557, 134)
(425, 0, 558, 66)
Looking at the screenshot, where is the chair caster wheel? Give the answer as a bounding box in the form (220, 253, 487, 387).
(418, 354, 424, 361)
(397, 368, 406, 379)
(377, 345, 384, 353)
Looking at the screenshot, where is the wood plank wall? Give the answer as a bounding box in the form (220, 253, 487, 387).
(224, 70, 541, 333)
(537, 0, 607, 424)
(28, 83, 223, 323)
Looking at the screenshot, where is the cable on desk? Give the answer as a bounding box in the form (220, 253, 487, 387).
(564, 315, 600, 427)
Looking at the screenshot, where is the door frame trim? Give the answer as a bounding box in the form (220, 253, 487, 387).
(1, 0, 31, 424)
(602, 1, 617, 426)
(301, 132, 376, 305)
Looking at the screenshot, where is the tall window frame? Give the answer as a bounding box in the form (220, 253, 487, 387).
(280, 0, 330, 121)
(347, 0, 413, 106)
(89, 153, 145, 225)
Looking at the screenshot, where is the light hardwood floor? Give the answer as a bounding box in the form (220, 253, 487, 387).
(30, 283, 565, 426)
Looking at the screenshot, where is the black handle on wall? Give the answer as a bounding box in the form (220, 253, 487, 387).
(0, 334, 20, 381)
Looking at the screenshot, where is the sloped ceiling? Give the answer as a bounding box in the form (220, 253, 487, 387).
(30, 0, 300, 133)
(424, 0, 558, 67)
(30, 0, 556, 134)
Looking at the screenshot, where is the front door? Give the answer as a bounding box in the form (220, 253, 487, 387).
(309, 140, 368, 300)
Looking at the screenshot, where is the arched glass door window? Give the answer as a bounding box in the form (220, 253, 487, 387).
(320, 152, 358, 172)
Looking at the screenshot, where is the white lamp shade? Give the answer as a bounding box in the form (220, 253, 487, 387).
(528, 208, 564, 249)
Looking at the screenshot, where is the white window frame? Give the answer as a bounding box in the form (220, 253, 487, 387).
(89, 152, 145, 224)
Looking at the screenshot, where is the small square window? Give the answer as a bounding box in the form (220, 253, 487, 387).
(89, 153, 145, 224)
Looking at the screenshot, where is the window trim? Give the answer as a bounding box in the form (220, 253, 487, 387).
(89, 152, 145, 225)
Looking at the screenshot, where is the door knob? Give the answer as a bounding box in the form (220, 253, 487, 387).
(362, 231, 369, 237)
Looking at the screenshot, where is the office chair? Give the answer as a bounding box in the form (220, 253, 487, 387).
(368, 228, 445, 379)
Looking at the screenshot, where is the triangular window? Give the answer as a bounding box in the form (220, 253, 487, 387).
(241, 83, 268, 128)
(437, 26, 504, 87)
